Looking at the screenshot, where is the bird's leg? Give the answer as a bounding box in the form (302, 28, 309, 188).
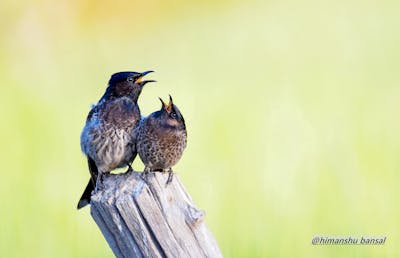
(141, 167, 151, 182)
(95, 171, 109, 192)
(95, 171, 103, 192)
(126, 163, 133, 173)
(166, 168, 174, 185)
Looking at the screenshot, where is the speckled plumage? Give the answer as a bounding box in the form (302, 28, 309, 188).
(77, 71, 154, 209)
(136, 96, 187, 183)
(81, 97, 140, 173)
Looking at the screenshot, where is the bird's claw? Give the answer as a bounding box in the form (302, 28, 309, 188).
(126, 164, 133, 173)
(141, 167, 151, 184)
(166, 168, 174, 185)
(95, 172, 107, 192)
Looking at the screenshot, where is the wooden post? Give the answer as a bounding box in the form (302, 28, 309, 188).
(90, 171, 223, 258)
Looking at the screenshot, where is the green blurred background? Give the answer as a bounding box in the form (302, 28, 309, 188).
(1, 0, 399, 257)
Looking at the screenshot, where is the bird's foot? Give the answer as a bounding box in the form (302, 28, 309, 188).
(141, 167, 151, 183)
(95, 175, 102, 192)
(126, 164, 133, 173)
(166, 168, 174, 186)
(95, 172, 107, 192)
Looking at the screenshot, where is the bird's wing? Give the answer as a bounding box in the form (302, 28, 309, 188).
(86, 104, 99, 122)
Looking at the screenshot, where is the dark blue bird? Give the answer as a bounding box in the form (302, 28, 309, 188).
(77, 71, 155, 209)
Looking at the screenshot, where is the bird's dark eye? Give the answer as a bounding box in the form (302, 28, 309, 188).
(170, 112, 177, 119)
(127, 77, 134, 82)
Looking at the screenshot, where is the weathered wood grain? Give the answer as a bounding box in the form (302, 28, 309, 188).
(90, 171, 223, 258)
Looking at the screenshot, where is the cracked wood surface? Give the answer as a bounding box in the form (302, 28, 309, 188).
(90, 171, 223, 258)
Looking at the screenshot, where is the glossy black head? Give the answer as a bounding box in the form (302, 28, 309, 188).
(101, 71, 155, 102)
(157, 95, 186, 130)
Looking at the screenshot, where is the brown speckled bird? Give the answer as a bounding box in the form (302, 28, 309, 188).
(135, 95, 187, 184)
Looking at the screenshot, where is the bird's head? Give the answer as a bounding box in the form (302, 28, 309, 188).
(103, 71, 155, 102)
(157, 95, 186, 130)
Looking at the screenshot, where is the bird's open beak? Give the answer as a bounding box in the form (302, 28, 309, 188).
(159, 96, 173, 114)
(135, 70, 156, 85)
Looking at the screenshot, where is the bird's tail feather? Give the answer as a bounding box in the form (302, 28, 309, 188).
(77, 180, 94, 209)
(77, 157, 98, 209)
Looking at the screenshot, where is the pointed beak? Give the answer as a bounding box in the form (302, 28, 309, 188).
(140, 70, 154, 77)
(135, 70, 156, 85)
(139, 79, 157, 86)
